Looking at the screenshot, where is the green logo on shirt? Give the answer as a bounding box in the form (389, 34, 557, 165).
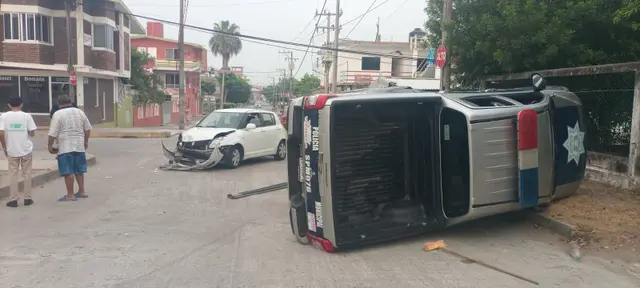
(8, 123, 25, 131)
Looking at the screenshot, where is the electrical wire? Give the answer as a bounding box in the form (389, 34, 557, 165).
(241, 37, 424, 71)
(383, 0, 409, 21)
(82, 0, 296, 8)
(115, 9, 422, 62)
(343, 0, 378, 40)
(293, 0, 328, 78)
(315, 0, 390, 37)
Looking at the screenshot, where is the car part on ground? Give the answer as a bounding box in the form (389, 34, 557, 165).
(227, 182, 288, 199)
(159, 141, 224, 171)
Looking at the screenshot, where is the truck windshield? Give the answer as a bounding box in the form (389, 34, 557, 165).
(196, 111, 244, 128)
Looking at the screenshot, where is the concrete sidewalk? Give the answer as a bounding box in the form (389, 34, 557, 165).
(34, 116, 205, 139)
(0, 151, 96, 199)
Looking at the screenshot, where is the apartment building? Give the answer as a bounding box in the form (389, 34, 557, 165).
(318, 29, 434, 91)
(0, 0, 144, 126)
(131, 22, 207, 126)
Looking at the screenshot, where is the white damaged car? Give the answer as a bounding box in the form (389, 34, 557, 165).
(161, 108, 287, 170)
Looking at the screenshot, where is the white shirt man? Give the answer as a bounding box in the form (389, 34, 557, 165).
(0, 97, 37, 207)
(48, 96, 92, 201)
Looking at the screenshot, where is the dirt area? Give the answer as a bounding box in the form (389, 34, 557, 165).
(548, 180, 640, 262)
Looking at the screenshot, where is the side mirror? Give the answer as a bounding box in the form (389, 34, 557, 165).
(532, 73, 546, 92)
(246, 123, 257, 130)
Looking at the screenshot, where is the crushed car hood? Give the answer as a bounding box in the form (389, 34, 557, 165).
(180, 127, 236, 142)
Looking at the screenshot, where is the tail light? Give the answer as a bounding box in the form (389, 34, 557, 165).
(303, 94, 337, 110)
(517, 109, 539, 208)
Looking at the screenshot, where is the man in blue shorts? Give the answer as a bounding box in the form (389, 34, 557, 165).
(47, 95, 92, 201)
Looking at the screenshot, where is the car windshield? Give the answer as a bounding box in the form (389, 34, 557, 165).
(196, 111, 244, 128)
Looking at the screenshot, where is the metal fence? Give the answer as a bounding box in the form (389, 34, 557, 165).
(483, 61, 640, 181)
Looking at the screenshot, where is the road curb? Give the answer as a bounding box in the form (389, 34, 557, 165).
(524, 208, 576, 239)
(0, 154, 97, 199)
(35, 130, 173, 139)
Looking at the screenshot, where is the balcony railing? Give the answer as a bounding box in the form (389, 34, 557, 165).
(339, 70, 414, 84)
(165, 83, 179, 89)
(155, 59, 206, 71)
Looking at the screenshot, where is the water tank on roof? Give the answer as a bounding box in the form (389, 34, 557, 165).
(409, 28, 426, 41)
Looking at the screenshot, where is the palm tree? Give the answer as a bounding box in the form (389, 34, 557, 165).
(208, 20, 243, 69)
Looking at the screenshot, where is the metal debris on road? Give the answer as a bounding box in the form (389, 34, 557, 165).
(227, 182, 288, 199)
(424, 240, 539, 285)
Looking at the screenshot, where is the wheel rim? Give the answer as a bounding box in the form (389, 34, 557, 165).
(232, 149, 241, 166)
(278, 142, 286, 158)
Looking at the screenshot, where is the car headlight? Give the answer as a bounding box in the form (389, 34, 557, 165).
(209, 137, 225, 148)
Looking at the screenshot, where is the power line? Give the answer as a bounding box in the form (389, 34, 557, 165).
(83, 0, 296, 8)
(383, 0, 409, 21)
(241, 37, 423, 70)
(119, 10, 422, 61)
(292, 16, 318, 43)
(315, 0, 390, 37)
(294, 0, 328, 78)
(343, 0, 378, 39)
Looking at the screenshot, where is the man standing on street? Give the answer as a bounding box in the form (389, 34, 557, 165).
(0, 97, 37, 207)
(48, 95, 92, 201)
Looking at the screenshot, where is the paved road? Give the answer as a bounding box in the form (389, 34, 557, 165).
(1, 137, 639, 287)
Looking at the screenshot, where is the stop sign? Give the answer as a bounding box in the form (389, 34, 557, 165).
(69, 71, 77, 86)
(435, 45, 447, 68)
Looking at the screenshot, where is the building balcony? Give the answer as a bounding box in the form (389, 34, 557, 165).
(338, 70, 414, 85)
(154, 59, 205, 72)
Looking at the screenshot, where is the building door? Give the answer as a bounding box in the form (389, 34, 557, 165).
(162, 101, 171, 125)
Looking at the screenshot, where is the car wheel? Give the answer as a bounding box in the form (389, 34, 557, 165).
(274, 140, 286, 161)
(224, 145, 243, 169)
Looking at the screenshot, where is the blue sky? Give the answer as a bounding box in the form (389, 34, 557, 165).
(126, 0, 427, 86)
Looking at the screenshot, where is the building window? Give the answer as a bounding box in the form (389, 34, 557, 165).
(361, 57, 381, 71)
(93, 24, 115, 50)
(165, 48, 178, 60)
(165, 73, 179, 88)
(124, 16, 130, 28)
(20, 76, 50, 113)
(3, 13, 51, 43)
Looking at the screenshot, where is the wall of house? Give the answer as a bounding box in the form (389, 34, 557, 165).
(133, 103, 162, 127)
(131, 38, 205, 63)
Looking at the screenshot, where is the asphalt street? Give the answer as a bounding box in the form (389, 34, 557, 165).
(0, 136, 639, 288)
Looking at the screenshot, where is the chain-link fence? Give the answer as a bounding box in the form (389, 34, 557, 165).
(487, 72, 636, 157)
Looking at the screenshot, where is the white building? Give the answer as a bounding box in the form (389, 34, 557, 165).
(318, 29, 437, 91)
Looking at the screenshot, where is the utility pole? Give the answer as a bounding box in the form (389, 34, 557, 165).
(440, 0, 453, 91)
(279, 50, 297, 98)
(331, 0, 341, 93)
(177, 0, 186, 129)
(65, 0, 75, 99)
(276, 68, 287, 114)
(316, 9, 336, 93)
(269, 76, 277, 111)
(218, 71, 226, 110)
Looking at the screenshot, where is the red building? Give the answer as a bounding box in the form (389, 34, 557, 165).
(130, 22, 207, 127)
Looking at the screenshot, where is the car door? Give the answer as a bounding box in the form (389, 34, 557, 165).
(260, 112, 283, 154)
(242, 113, 265, 158)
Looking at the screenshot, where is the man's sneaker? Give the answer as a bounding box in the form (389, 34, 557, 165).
(6, 200, 18, 208)
(24, 199, 34, 206)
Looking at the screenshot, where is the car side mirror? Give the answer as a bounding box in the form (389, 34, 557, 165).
(246, 123, 257, 130)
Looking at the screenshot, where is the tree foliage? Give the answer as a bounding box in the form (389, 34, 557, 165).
(216, 73, 251, 104)
(209, 21, 243, 69)
(200, 78, 216, 95)
(424, 0, 640, 85)
(130, 48, 167, 105)
(262, 74, 321, 103)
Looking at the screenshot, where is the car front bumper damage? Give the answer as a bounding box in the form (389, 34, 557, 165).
(160, 141, 224, 171)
